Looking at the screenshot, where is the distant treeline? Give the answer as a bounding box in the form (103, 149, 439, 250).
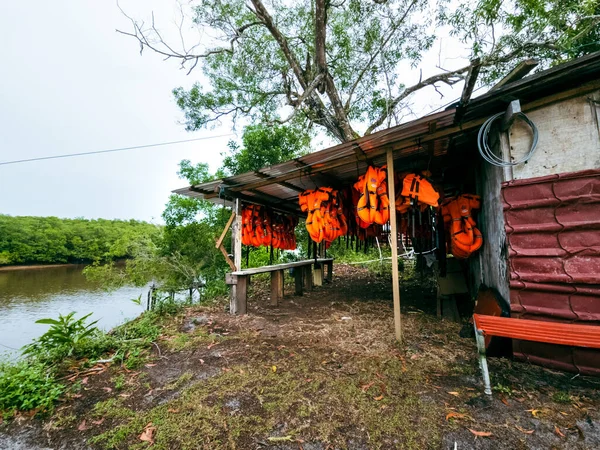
(0, 215, 161, 266)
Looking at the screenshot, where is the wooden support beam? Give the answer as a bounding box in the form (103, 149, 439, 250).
(501, 99, 521, 132)
(313, 262, 323, 286)
(270, 270, 284, 306)
(303, 265, 313, 290)
(294, 268, 304, 295)
(491, 59, 538, 91)
(230, 199, 245, 314)
(386, 149, 402, 343)
(325, 261, 333, 282)
(215, 211, 236, 249)
(217, 241, 236, 271)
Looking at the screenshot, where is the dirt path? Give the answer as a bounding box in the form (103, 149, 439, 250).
(1, 265, 599, 449)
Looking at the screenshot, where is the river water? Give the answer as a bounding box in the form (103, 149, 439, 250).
(0, 265, 147, 360)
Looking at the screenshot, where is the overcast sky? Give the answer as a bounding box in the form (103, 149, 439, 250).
(0, 1, 468, 223)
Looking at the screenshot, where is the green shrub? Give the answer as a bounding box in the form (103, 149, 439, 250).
(0, 360, 64, 416)
(23, 312, 99, 359)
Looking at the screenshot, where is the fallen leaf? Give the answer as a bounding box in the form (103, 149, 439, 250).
(139, 423, 156, 444)
(78, 420, 89, 431)
(102, 387, 113, 393)
(374, 395, 384, 401)
(361, 382, 375, 392)
(501, 397, 509, 406)
(559, 411, 569, 416)
(119, 393, 131, 398)
(446, 412, 467, 421)
(305, 378, 313, 383)
(554, 425, 565, 438)
(410, 354, 419, 360)
(469, 429, 492, 437)
(271, 365, 277, 373)
(222, 367, 232, 372)
(277, 345, 286, 350)
(448, 391, 460, 397)
(145, 363, 157, 368)
(70, 393, 83, 399)
(515, 425, 534, 434)
(167, 408, 179, 413)
(526, 409, 542, 417)
(92, 418, 105, 425)
(207, 342, 218, 350)
(81, 377, 89, 385)
(199, 359, 205, 365)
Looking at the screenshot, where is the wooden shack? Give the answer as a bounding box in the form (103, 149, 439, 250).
(175, 51, 600, 375)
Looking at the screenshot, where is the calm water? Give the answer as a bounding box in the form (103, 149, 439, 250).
(0, 265, 147, 359)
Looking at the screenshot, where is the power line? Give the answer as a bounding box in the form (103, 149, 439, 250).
(0, 134, 235, 166)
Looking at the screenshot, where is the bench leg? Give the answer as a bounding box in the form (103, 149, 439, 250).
(231, 275, 248, 315)
(474, 324, 492, 396)
(326, 261, 333, 283)
(303, 265, 313, 291)
(294, 268, 303, 296)
(313, 263, 323, 286)
(270, 270, 284, 306)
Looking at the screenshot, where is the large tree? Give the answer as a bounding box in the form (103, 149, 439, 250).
(119, 0, 599, 142)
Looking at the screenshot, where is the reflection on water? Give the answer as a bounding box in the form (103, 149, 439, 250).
(0, 265, 146, 359)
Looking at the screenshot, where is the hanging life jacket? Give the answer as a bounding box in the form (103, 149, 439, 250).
(442, 194, 483, 259)
(401, 174, 440, 208)
(355, 166, 389, 226)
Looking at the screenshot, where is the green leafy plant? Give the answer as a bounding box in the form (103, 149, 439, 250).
(0, 360, 64, 417)
(130, 294, 142, 306)
(23, 312, 99, 358)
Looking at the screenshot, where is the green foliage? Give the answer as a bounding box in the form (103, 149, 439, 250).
(221, 124, 311, 176)
(0, 360, 64, 416)
(0, 215, 160, 266)
(23, 312, 100, 359)
(445, 0, 600, 82)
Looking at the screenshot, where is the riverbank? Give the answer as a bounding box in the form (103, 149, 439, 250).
(1, 265, 599, 449)
(0, 263, 79, 272)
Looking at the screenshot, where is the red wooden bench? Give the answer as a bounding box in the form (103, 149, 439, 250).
(473, 313, 600, 395)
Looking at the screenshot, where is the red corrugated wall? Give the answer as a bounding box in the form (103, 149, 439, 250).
(502, 169, 600, 375)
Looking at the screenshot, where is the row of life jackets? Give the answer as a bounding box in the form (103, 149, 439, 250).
(241, 204, 297, 250)
(354, 166, 390, 227)
(441, 194, 483, 259)
(299, 187, 348, 243)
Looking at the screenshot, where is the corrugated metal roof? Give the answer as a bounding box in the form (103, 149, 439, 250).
(502, 169, 600, 376)
(174, 51, 600, 212)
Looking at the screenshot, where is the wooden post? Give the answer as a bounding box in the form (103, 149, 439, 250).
(270, 270, 284, 306)
(230, 199, 246, 314)
(326, 261, 333, 282)
(313, 262, 323, 286)
(303, 265, 313, 290)
(294, 268, 304, 295)
(387, 149, 402, 343)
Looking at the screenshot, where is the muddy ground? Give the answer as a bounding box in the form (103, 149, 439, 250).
(1, 264, 599, 449)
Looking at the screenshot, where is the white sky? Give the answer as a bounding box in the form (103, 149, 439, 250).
(0, 1, 470, 223)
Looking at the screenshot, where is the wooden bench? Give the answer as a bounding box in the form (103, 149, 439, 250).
(227, 258, 334, 314)
(473, 313, 600, 395)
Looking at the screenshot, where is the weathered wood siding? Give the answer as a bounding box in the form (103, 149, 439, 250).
(510, 93, 600, 180)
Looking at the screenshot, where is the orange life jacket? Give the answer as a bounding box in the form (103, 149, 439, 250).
(442, 194, 483, 259)
(401, 174, 440, 208)
(355, 166, 389, 226)
(299, 188, 348, 244)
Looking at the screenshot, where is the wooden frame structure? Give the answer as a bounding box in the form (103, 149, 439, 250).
(175, 52, 600, 342)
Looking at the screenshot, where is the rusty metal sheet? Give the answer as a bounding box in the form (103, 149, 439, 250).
(502, 169, 600, 375)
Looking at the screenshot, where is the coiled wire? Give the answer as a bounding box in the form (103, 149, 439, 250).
(477, 111, 539, 167)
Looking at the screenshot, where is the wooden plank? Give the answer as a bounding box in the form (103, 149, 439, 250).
(294, 268, 304, 295)
(217, 242, 236, 271)
(303, 265, 313, 291)
(270, 270, 284, 306)
(500, 99, 521, 132)
(387, 149, 402, 343)
(490, 59, 538, 91)
(215, 211, 236, 249)
(231, 258, 334, 276)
